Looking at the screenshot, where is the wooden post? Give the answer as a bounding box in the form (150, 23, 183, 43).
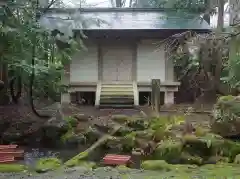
(151, 79, 155, 109)
(151, 79, 161, 114)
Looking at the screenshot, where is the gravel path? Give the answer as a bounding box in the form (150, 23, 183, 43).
(0, 167, 154, 179)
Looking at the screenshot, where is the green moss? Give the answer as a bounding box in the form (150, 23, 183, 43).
(61, 129, 85, 146)
(234, 154, 240, 164)
(141, 160, 171, 171)
(182, 134, 212, 156)
(116, 165, 131, 171)
(35, 157, 62, 173)
(64, 151, 89, 167)
(65, 160, 96, 169)
(179, 152, 203, 165)
(153, 140, 182, 162)
(61, 129, 74, 143)
(195, 127, 209, 137)
(121, 133, 136, 152)
(150, 116, 185, 131)
(115, 127, 133, 137)
(127, 117, 148, 130)
(206, 156, 229, 164)
(64, 116, 78, 128)
(0, 164, 27, 173)
(135, 129, 154, 140)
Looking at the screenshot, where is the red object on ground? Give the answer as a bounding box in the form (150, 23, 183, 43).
(0, 150, 24, 158)
(0, 145, 18, 150)
(0, 156, 15, 163)
(0, 145, 24, 163)
(102, 154, 132, 165)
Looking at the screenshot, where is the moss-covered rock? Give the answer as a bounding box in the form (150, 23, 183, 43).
(122, 132, 136, 152)
(205, 156, 229, 164)
(0, 164, 27, 173)
(152, 140, 182, 162)
(141, 160, 171, 171)
(35, 157, 62, 173)
(211, 95, 240, 137)
(135, 130, 154, 141)
(61, 129, 86, 147)
(182, 134, 212, 156)
(84, 127, 100, 143)
(127, 117, 148, 130)
(178, 152, 203, 165)
(111, 115, 130, 123)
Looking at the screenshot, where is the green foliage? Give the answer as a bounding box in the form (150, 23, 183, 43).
(0, 0, 82, 101)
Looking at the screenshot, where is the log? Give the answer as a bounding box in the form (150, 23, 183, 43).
(64, 125, 121, 167)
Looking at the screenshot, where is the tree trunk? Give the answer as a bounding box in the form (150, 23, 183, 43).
(0, 61, 9, 105)
(214, 0, 224, 92)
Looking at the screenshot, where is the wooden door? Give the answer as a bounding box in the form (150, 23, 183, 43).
(102, 46, 118, 81)
(102, 43, 133, 82)
(117, 48, 133, 81)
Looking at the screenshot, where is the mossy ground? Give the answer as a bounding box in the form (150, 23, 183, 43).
(0, 164, 27, 173)
(141, 160, 240, 178)
(35, 157, 62, 173)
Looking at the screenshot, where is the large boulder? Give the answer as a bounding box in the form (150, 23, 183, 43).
(211, 95, 240, 137)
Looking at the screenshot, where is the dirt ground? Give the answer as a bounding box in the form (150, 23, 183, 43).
(0, 102, 213, 145)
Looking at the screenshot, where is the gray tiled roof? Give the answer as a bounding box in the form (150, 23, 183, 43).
(40, 9, 210, 35)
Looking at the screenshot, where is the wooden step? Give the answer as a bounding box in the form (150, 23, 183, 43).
(100, 95, 134, 100)
(99, 104, 135, 109)
(101, 88, 133, 92)
(101, 91, 134, 96)
(100, 99, 134, 105)
(101, 85, 133, 88)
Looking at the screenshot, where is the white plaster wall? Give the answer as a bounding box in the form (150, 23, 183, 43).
(70, 43, 98, 83)
(137, 40, 166, 82)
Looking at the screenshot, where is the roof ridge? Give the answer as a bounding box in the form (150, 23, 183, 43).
(44, 7, 203, 14)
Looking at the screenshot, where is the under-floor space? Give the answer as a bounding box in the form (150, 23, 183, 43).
(139, 91, 165, 106)
(70, 92, 96, 106)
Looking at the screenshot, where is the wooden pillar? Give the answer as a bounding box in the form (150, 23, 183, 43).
(151, 79, 161, 114)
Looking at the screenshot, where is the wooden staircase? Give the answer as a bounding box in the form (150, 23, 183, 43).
(96, 82, 137, 108)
